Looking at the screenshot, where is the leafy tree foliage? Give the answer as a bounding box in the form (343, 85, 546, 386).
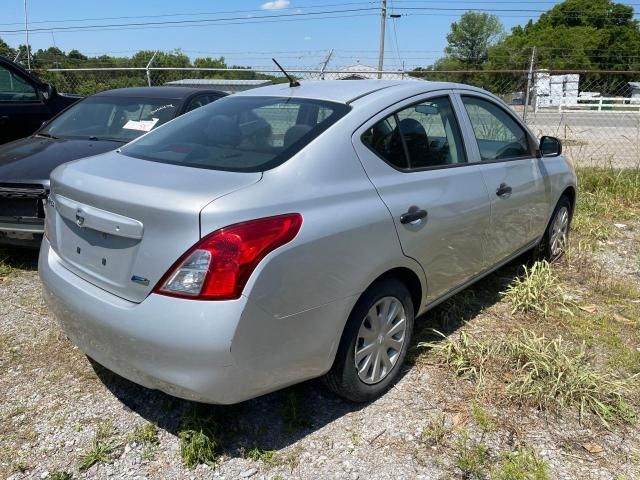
(445, 12, 504, 67)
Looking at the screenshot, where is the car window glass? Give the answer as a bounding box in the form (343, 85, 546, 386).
(43, 96, 178, 142)
(121, 96, 350, 172)
(361, 114, 407, 169)
(362, 96, 466, 170)
(395, 97, 466, 168)
(186, 95, 216, 113)
(0, 65, 38, 102)
(462, 96, 530, 161)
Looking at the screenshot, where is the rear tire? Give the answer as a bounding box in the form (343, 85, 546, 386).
(323, 278, 414, 402)
(538, 196, 572, 261)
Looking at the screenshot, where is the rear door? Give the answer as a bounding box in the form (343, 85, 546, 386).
(454, 92, 547, 267)
(352, 92, 492, 302)
(0, 62, 49, 143)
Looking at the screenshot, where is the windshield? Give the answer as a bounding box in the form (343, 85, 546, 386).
(41, 96, 180, 142)
(120, 96, 351, 172)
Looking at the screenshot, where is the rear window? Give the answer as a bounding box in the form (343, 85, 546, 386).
(120, 96, 351, 172)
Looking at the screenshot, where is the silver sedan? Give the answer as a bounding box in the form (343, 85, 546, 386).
(39, 80, 576, 404)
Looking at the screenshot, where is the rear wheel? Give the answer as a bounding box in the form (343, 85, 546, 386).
(323, 278, 414, 402)
(539, 196, 572, 260)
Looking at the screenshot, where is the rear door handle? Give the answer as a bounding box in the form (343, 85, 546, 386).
(400, 206, 428, 225)
(496, 183, 513, 197)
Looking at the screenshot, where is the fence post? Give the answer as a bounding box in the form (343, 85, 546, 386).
(523, 47, 536, 123)
(146, 51, 158, 87)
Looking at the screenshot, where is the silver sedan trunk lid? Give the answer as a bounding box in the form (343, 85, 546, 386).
(46, 152, 261, 303)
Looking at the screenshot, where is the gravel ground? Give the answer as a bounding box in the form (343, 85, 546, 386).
(1, 227, 639, 480)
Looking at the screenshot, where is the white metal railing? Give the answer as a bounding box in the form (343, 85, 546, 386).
(550, 96, 640, 113)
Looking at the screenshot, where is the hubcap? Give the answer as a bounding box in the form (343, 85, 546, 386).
(550, 206, 570, 257)
(355, 296, 407, 385)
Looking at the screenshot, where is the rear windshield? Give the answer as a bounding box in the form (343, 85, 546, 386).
(120, 96, 351, 172)
(43, 96, 179, 143)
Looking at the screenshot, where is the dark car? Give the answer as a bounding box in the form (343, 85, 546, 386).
(0, 86, 226, 247)
(0, 55, 81, 144)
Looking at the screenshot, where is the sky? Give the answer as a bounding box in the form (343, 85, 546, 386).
(1, 1, 638, 70)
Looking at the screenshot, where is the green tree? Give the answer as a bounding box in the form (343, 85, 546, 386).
(0, 37, 16, 59)
(445, 12, 504, 66)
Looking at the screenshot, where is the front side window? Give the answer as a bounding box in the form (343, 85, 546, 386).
(462, 96, 531, 161)
(121, 96, 351, 172)
(0, 66, 38, 102)
(42, 96, 179, 142)
(362, 96, 466, 170)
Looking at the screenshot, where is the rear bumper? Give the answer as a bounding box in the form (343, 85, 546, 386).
(0, 221, 44, 248)
(40, 238, 248, 403)
(39, 238, 351, 403)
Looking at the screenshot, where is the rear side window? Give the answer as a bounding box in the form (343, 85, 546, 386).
(461, 96, 531, 161)
(362, 96, 466, 170)
(122, 96, 350, 172)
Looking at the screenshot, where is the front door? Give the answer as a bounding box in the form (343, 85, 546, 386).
(352, 93, 492, 302)
(455, 93, 547, 266)
(0, 64, 48, 144)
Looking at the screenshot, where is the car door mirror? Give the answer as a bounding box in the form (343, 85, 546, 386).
(539, 136, 562, 157)
(42, 83, 57, 101)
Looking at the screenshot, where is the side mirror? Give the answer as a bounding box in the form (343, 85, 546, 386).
(539, 136, 562, 157)
(42, 83, 57, 101)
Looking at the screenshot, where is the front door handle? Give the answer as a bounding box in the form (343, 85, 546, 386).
(400, 206, 428, 225)
(496, 183, 513, 197)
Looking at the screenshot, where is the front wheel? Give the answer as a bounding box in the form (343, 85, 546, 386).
(323, 278, 414, 402)
(539, 196, 572, 260)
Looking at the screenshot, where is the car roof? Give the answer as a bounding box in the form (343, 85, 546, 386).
(233, 80, 487, 104)
(91, 86, 227, 99)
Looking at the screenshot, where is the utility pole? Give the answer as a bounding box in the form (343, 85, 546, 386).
(523, 46, 537, 123)
(320, 48, 334, 80)
(377, 0, 387, 79)
(146, 51, 158, 87)
(24, 0, 31, 70)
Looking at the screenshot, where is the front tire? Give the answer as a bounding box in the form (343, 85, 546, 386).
(539, 196, 572, 260)
(323, 278, 414, 402)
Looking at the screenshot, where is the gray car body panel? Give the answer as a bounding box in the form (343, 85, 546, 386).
(40, 80, 576, 404)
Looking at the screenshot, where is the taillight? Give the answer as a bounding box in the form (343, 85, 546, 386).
(154, 213, 302, 300)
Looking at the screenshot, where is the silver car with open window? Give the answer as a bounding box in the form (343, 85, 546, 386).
(39, 80, 576, 404)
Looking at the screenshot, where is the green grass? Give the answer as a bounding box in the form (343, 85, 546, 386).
(573, 168, 640, 242)
(78, 439, 118, 471)
(178, 409, 221, 468)
(492, 448, 550, 480)
(49, 472, 73, 480)
(281, 390, 311, 433)
(505, 331, 635, 427)
(421, 413, 449, 447)
(503, 261, 574, 317)
(128, 422, 159, 445)
(419, 330, 497, 384)
(246, 446, 278, 465)
(454, 431, 489, 479)
(472, 403, 494, 436)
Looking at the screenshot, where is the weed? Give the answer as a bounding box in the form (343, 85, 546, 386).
(454, 431, 489, 479)
(281, 390, 311, 433)
(178, 409, 221, 468)
(128, 422, 159, 445)
(506, 331, 635, 426)
(472, 403, 494, 435)
(492, 448, 550, 480)
(96, 419, 116, 440)
(350, 431, 360, 446)
(49, 472, 73, 480)
(421, 413, 448, 447)
(78, 439, 117, 471)
(420, 330, 496, 384)
(504, 261, 573, 317)
(246, 447, 278, 465)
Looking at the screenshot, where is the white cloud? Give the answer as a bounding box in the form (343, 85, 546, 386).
(261, 0, 290, 9)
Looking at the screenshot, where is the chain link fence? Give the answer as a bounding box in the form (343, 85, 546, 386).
(34, 66, 640, 167)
